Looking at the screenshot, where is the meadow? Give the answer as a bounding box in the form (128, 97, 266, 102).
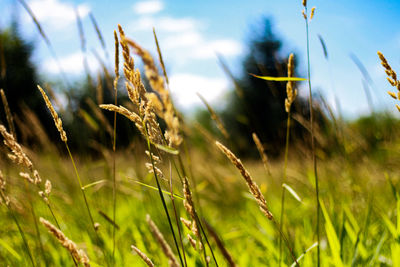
(1, 1, 400, 267)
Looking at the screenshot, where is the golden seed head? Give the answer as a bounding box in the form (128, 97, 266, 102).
(0, 89, 16, 138)
(215, 141, 273, 220)
(302, 9, 307, 19)
(310, 7, 316, 20)
(252, 133, 271, 174)
(146, 214, 179, 267)
(131, 245, 154, 267)
(183, 177, 199, 238)
(114, 30, 119, 78)
(0, 170, 5, 190)
(145, 163, 164, 180)
(180, 217, 192, 230)
(0, 171, 9, 206)
(302, 0, 307, 7)
(388, 91, 397, 99)
(45, 180, 52, 195)
(387, 77, 396, 87)
(187, 234, 197, 249)
(377, 51, 400, 111)
(145, 150, 160, 163)
(285, 53, 297, 113)
(40, 217, 90, 267)
(37, 85, 67, 142)
(20, 172, 34, 184)
(0, 124, 33, 170)
(125, 38, 182, 147)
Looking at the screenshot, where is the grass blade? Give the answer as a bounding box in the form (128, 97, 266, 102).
(250, 73, 307, 81)
(320, 200, 343, 267)
(0, 239, 22, 261)
(282, 183, 302, 202)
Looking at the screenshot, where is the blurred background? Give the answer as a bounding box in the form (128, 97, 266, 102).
(1, 0, 400, 157)
(2, 2, 400, 266)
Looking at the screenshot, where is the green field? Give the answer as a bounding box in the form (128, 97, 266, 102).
(1, 1, 400, 267)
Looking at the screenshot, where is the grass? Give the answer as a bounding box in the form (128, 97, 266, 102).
(1, 1, 400, 267)
(1, 148, 399, 266)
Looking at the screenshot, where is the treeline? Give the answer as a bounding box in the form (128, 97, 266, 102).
(1, 20, 399, 160)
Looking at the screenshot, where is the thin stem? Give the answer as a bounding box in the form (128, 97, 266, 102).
(145, 136, 185, 267)
(65, 142, 109, 266)
(112, 76, 118, 266)
(305, 5, 320, 266)
(272, 217, 299, 267)
(196, 214, 219, 267)
(175, 153, 218, 266)
(279, 113, 291, 267)
(30, 199, 47, 267)
(168, 162, 188, 267)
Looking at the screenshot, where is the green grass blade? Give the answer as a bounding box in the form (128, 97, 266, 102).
(282, 183, 302, 202)
(320, 200, 343, 266)
(250, 73, 307, 81)
(290, 242, 318, 267)
(128, 178, 184, 200)
(81, 179, 107, 190)
(152, 142, 179, 155)
(0, 239, 22, 261)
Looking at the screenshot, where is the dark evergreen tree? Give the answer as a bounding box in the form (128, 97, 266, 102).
(0, 24, 56, 145)
(221, 18, 315, 156)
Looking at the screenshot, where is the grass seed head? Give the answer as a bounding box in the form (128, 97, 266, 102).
(131, 245, 155, 267)
(310, 7, 316, 20)
(40, 217, 90, 267)
(215, 141, 273, 220)
(285, 53, 297, 113)
(0, 124, 33, 170)
(183, 177, 200, 238)
(187, 234, 197, 249)
(146, 214, 180, 267)
(252, 133, 271, 174)
(37, 85, 67, 142)
(0, 89, 16, 138)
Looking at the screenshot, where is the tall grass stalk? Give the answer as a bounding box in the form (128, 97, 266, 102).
(152, 30, 217, 265)
(279, 113, 292, 267)
(304, 3, 321, 266)
(112, 30, 119, 266)
(144, 128, 185, 267)
(170, 150, 219, 266)
(152, 29, 188, 266)
(24, 180, 47, 267)
(65, 143, 108, 265)
(278, 53, 296, 267)
(175, 153, 219, 266)
(168, 162, 188, 267)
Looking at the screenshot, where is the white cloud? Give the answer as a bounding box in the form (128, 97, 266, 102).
(43, 51, 99, 75)
(132, 16, 200, 32)
(192, 39, 242, 59)
(169, 73, 228, 108)
(133, 1, 164, 15)
(158, 17, 199, 32)
(163, 31, 203, 49)
(25, 0, 90, 28)
(163, 32, 242, 61)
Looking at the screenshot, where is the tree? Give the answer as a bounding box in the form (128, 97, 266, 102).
(221, 18, 315, 156)
(0, 23, 56, 145)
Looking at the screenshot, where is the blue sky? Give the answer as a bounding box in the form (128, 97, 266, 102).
(1, 0, 400, 118)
